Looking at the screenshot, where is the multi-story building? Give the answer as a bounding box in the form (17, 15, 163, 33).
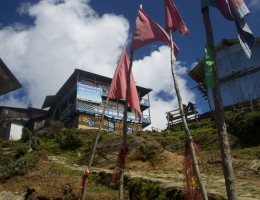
(42, 69, 152, 132)
(189, 38, 260, 110)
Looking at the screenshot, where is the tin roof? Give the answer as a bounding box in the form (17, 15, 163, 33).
(188, 37, 260, 84)
(0, 58, 22, 96)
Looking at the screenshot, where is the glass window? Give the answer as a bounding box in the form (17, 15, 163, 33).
(88, 119, 95, 127)
(107, 120, 115, 131)
(127, 126, 133, 134)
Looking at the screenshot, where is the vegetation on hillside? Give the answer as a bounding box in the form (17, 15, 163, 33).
(0, 110, 259, 199)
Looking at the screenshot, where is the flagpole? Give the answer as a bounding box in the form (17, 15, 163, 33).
(118, 52, 133, 200)
(81, 97, 110, 200)
(169, 30, 208, 200)
(202, 7, 237, 200)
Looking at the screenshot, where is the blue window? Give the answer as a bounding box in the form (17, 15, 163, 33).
(127, 126, 133, 134)
(88, 119, 95, 127)
(107, 120, 115, 131)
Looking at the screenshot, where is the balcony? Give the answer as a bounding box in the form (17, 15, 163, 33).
(59, 100, 147, 123)
(74, 100, 151, 124)
(100, 87, 150, 107)
(140, 98, 150, 107)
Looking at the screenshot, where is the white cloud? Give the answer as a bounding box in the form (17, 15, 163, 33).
(0, 0, 129, 108)
(133, 46, 196, 130)
(0, 0, 195, 130)
(0, 90, 29, 108)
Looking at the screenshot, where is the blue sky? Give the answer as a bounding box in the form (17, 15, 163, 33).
(0, 0, 259, 129)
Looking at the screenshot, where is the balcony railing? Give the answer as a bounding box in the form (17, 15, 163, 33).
(140, 98, 150, 106)
(100, 87, 150, 107)
(70, 100, 151, 123)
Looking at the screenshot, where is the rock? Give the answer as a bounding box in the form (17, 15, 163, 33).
(0, 191, 25, 200)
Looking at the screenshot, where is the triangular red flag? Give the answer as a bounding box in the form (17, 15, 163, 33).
(164, 0, 189, 35)
(130, 8, 179, 57)
(108, 49, 142, 121)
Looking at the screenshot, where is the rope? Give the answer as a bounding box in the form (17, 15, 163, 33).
(111, 146, 129, 183)
(183, 140, 202, 200)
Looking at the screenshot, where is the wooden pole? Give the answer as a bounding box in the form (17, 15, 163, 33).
(81, 97, 110, 200)
(118, 52, 133, 200)
(202, 7, 237, 200)
(169, 30, 208, 200)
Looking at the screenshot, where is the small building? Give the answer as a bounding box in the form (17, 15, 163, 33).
(189, 38, 260, 110)
(0, 106, 47, 140)
(42, 69, 152, 132)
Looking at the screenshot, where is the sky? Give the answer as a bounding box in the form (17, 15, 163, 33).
(0, 0, 259, 130)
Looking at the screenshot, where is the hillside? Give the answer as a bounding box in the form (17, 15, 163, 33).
(0, 110, 260, 200)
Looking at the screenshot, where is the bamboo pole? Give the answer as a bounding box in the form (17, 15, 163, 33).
(81, 97, 110, 200)
(119, 52, 134, 200)
(169, 30, 208, 200)
(202, 7, 237, 200)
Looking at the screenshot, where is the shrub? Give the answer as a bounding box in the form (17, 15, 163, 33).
(137, 143, 162, 162)
(188, 122, 200, 130)
(13, 142, 28, 159)
(56, 129, 83, 150)
(21, 127, 31, 143)
(226, 111, 260, 147)
(0, 139, 15, 148)
(0, 152, 38, 182)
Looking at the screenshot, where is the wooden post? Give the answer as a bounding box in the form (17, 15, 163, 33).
(202, 7, 237, 200)
(118, 52, 134, 200)
(169, 30, 208, 200)
(81, 97, 110, 200)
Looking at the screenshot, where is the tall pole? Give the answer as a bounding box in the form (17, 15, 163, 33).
(81, 97, 110, 200)
(118, 52, 133, 200)
(169, 30, 208, 200)
(202, 7, 237, 200)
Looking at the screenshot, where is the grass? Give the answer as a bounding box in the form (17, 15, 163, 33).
(51, 163, 82, 176)
(50, 162, 118, 199)
(232, 146, 260, 160)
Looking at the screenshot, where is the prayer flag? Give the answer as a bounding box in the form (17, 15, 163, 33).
(204, 42, 215, 88)
(164, 0, 189, 35)
(108, 49, 142, 121)
(201, 0, 255, 58)
(130, 7, 179, 57)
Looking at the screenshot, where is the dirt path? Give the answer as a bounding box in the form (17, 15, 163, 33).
(48, 155, 260, 200)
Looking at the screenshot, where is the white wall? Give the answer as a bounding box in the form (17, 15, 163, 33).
(9, 123, 23, 141)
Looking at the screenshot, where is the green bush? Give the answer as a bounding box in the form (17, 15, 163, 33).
(127, 178, 184, 200)
(0, 140, 15, 148)
(0, 152, 38, 182)
(21, 127, 31, 143)
(13, 142, 28, 159)
(137, 143, 162, 162)
(226, 111, 260, 147)
(188, 122, 200, 130)
(56, 129, 83, 150)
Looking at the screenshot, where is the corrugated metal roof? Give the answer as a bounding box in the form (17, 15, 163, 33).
(42, 69, 152, 109)
(42, 95, 57, 109)
(0, 58, 22, 96)
(188, 37, 260, 85)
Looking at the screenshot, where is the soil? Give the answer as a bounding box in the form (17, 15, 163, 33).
(1, 150, 259, 200)
(0, 158, 82, 200)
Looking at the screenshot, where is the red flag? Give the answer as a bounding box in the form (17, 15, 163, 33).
(130, 8, 179, 57)
(108, 49, 142, 121)
(164, 0, 189, 35)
